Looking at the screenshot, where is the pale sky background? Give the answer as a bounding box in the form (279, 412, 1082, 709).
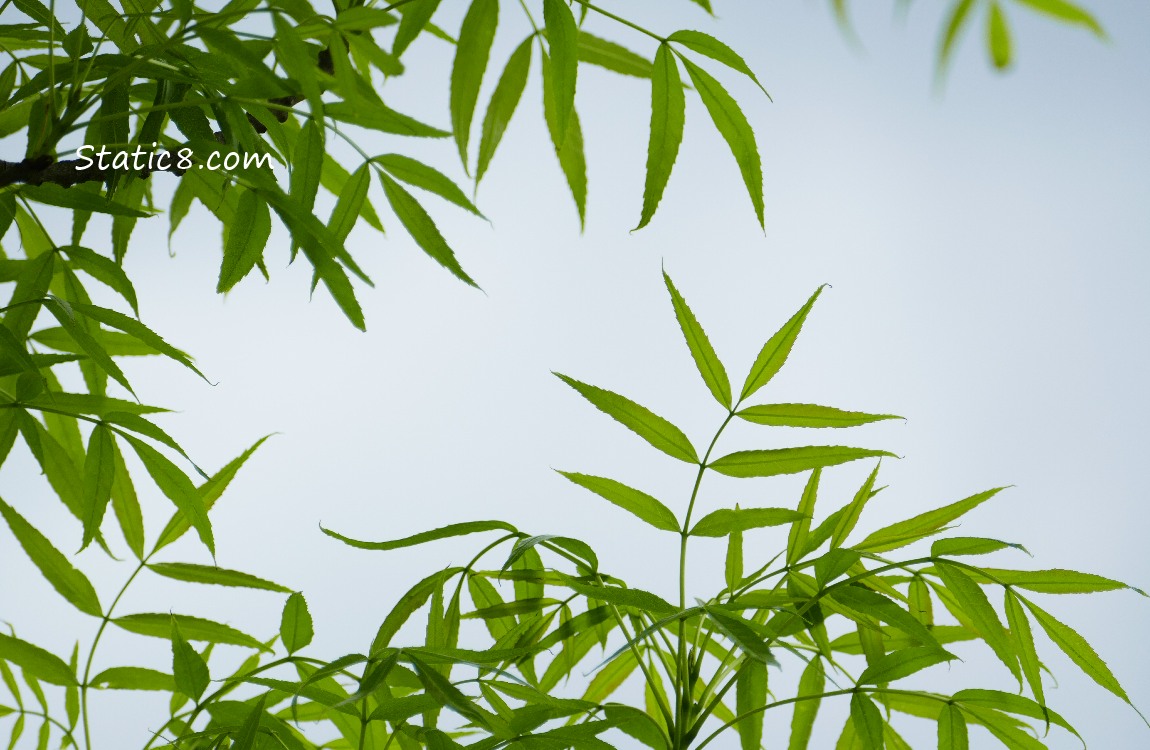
(2, 1, 1148, 748)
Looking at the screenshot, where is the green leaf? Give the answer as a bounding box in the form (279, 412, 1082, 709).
(115, 613, 267, 650)
(681, 57, 764, 228)
(952, 689, 1078, 738)
(450, 0, 498, 168)
(170, 618, 209, 700)
(89, 666, 174, 692)
(938, 0, 977, 76)
(558, 472, 679, 532)
(740, 286, 824, 400)
(690, 507, 803, 536)
(0, 497, 102, 617)
(934, 562, 1019, 682)
(932, 537, 1025, 557)
(710, 447, 891, 479)
(322, 520, 516, 550)
(557, 575, 677, 615)
(938, 703, 968, 750)
(849, 692, 884, 750)
(1013, 0, 1104, 36)
(737, 403, 901, 428)
(664, 271, 731, 408)
(555, 373, 698, 463)
(371, 568, 462, 653)
(218, 189, 272, 293)
(987, 2, 1013, 70)
(477, 37, 532, 184)
(231, 695, 267, 750)
(375, 154, 482, 216)
(328, 164, 371, 243)
(67, 301, 206, 382)
(1022, 595, 1130, 702)
(281, 592, 314, 654)
(667, 30, 769, 96)
(788, 658, 824, 750)
(42, 297, 134, 397)
(787, 469, 821, 565)
(578, 32, 652, 78)
(291, 121, 323, 215)
(380, 172, 478, 287)
(148, 562, 290, 592)
(856, 487, 1004, 553)
(20, 184, 151, 218)
(122, 434, 214, 555)
(735, 658, 767, 750)
(636, 44, 685, 230)
(857, 647, 954, 684)
(829, 585, 938, 648)
(0, 634, 76, 686)
(829, 463, 882, 548)
(541, 52, 588, 227)
(109, 438, 144, 559)
(394, 0, 444, 57)
(153, 436, 269, 552)
(59, 246, 139, 315)
(972, 568, 1141, 595)
(543, 0, 578, 144)
(79, 423, 116, 551)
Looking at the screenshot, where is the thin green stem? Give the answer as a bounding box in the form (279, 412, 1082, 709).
(569, 0, 667, 43)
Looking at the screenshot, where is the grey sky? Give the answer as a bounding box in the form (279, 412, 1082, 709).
(2, 1, 1148, 748)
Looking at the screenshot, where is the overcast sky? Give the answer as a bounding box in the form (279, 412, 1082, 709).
(2, 2, 1148, 748)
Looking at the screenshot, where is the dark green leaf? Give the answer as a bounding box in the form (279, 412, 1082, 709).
(558, 472, 679, 532)
(690, 507, 803, 536)
(450, 0, 498, 168)
(681, 57, 763, 228)
(555, 373, 698, 463)
(20, 184, 151, 218)
(0, 497, 102, 617)
(636, 44, 684, 230)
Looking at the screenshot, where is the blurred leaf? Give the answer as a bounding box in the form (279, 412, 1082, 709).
(691, 507, 803, 536)
(737, 403, 901, 428)
(710, 447, 891, 479)
(394, 0, 445, 57)
(0, 497, 102, 617)
(636, 44, 685, 230)
(558, 472, 679, 532)
(938, 0, 977, 76)
(578, 32, 652, 78)
(681, 57, 763, 228)
(556, 373, 698, 462)
(477, 36, 533, 184)
(1013, 0, 1104, 36)
(450, 0, 498, 169)
(281, 592, 314, 654)
(89, 666, 175, 692)
(987, 2, 1013, 69)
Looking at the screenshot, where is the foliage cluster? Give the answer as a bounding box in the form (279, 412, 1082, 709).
(0, 0, 1133, 748)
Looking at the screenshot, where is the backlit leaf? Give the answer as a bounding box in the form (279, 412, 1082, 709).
(0, 634, 76, 686)
(79, 423, 115, 551)
(218, 189, 271, 293)
(543, 0, 578, 144)
(450, 0, 498, 168)
(690, 507, 803, 536)
(1022, 595, 1130, 702)
(710, 447, 891, 479)
(664, 271, 731, 408)
(148, 562, 290, 592)
(737, 403, 901, 428)
(477, 37, 532, 184)
(115, 613, 267, 650)
(281, 592, 314, 654)
(381, 173, 478, 287)
(740, 287, 824, 400)
(667, 29, 769, 96)
(557, 472, 679, 532)
(636, 44, 684, 230)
